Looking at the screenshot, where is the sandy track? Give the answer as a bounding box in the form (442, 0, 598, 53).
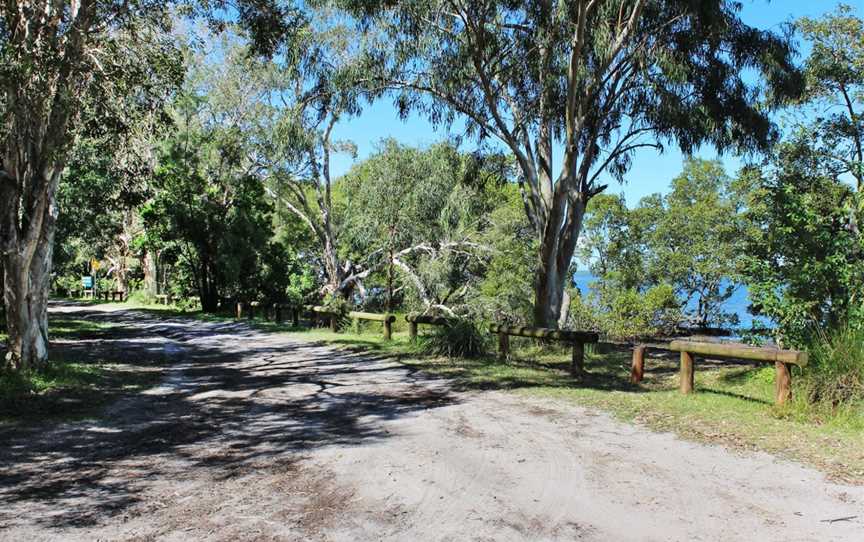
(0, 303, 861, 541)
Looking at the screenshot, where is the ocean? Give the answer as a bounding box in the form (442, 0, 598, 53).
(572, 272, 764, 330)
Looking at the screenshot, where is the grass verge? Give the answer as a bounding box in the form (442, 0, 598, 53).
(0, 313, 162, 424)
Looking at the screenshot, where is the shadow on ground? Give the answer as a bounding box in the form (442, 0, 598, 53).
(0, 301, 457, 530)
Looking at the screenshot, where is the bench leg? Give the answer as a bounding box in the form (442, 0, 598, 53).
(680, 351, 695, 394)
(775, 361, 792, 405)
(571, 342, 585, 375)
(630, 345, 646, 384)
(498, 332, 509, 361)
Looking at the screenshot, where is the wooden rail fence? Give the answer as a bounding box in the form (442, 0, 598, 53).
(405, 314, 454, 341)
(349, 311, 397, 340)
(489, 325, 599, 375)
(665, 340, 808, 405)
(305, 306, 396, 340)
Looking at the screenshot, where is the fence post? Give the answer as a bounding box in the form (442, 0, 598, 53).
(498, 332, 509, 360)
(292, 308, 300, 327)
(630, 344, 646, 384)
(408, 321, 418, 342)
(775, 361, 792, 405)
(571, 341, 585, 375)
(329, 314, 338, 332)
(383, 318, 393, 341)
(235, 301, 243, 319)
(680, 350, 695, 394)
(274, 304, 283, 324)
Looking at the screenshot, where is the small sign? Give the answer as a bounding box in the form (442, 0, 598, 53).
(82, 276, 94, 289)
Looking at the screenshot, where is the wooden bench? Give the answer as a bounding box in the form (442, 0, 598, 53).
(667, 340, 808, 405)
(489, 324, 600, 375)
(110, 291, 125, 302)
(155, 294, 170, 305)
(405, 314, 454, 341)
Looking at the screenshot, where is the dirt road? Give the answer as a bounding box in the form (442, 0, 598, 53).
(1, 303, 862, 541)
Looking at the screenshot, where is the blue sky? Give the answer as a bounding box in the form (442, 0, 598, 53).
(328, 0, 854, 205)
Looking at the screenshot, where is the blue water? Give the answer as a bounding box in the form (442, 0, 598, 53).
(573, 272, 764, 330)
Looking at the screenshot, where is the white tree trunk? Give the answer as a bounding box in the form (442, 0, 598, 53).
(3, 220, 56, 371)
(143, 249, 158, 297)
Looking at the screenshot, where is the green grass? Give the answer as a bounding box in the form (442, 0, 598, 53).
(0, 314, 160, 424)
(51, 316, 117, 340)
(0, 360, 161, 423)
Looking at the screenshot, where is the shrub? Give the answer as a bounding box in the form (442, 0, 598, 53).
(54, 274, 81, 296)
(126, 289, 155, 305)
(595, 283, 682, 341)
(567, 290, 602, 331)
(417, 319, 489, 359)
(800, 325, 864, 409)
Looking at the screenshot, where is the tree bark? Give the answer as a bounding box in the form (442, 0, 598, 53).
(533, 258, 564, 329)
(532, 198, 585, 328)
(2, 173, 59, 371)
(143, 249, 158, 297)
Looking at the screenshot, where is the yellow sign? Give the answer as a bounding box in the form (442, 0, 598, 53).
(91, 259, 101, 271)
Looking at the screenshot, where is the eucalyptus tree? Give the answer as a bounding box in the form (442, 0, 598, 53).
(580, 160, 746, 330)
(339, 139, 502, 314)
(258, 10, 393, 301)
(342, 0, 802, 327)
(141, 36, 288, 312)
(796, 5, 864, 192)
(0, 1, 181, 370)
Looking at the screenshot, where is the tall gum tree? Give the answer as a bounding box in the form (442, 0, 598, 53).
(339, 0, 803, 327)
(0, 1, 181, 370)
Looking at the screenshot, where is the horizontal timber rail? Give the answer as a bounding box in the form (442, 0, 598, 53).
(665, 340, 808, 405)
(348, 311, 396, 340)
(307, 305, 339, 332)
(489, 324, 599, 375)
(304, 306, 396, 339)
(405, 314, 455, 341)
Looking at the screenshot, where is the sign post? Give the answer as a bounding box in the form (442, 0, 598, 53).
(82, 275, 94, 299)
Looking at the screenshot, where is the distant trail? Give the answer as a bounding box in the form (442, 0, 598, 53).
(0, 302, 861, 541)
